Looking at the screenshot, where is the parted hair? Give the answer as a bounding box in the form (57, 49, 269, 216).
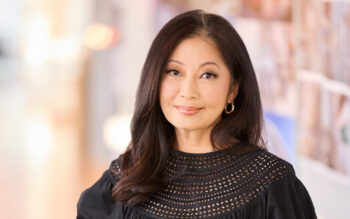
(112, 9, 266, 206)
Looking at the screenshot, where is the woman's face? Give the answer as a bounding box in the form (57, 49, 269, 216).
(159, 36, 238, 131)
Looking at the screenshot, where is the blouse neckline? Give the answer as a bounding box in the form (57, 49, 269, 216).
(170, 145, 264, 158)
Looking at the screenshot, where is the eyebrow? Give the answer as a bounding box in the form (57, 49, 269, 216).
(168, 59, 221, 70)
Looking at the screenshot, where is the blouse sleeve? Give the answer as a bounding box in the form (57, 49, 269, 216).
(266, 175, 317, 219)
(76, 170, 123, 219)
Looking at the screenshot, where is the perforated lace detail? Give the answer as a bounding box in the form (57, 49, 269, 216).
(110, 148, 294, 218)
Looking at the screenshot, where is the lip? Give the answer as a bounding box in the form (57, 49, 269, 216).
(175, 105, 203, 115)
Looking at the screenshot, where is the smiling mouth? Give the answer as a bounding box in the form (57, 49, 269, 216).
(175, 106, 203, 115)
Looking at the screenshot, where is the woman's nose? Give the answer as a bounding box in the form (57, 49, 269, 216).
(179, 76, 199, 99)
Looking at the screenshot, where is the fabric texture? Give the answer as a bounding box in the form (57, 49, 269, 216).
(77, 148, 317, 219)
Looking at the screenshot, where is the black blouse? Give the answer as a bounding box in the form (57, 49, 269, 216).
(77, 148, 317, 219)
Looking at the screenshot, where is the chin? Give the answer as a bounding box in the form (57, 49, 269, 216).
(172, 121, 207, 131)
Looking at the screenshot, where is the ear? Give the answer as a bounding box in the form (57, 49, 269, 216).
(228, 82, 239, 103)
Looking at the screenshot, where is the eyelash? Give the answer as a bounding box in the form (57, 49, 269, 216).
(165, 69, 218, 79)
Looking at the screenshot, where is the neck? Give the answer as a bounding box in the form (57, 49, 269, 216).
(174, 126, 215, 153)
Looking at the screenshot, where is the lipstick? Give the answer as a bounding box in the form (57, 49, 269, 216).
(176, 106, 202, 115)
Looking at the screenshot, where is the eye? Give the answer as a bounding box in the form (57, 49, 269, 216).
(201, 72, 217, 79)
(165, 69, 180, 76)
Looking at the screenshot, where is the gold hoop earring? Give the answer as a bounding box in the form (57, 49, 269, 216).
(224, 102, 235, 114)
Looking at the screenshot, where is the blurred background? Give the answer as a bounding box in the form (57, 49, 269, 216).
(0, 0, 349, 218)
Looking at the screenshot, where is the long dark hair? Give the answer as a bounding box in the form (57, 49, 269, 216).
(112, 9, 266, 206)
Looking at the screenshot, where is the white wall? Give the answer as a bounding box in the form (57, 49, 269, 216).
(297, 156, 350, 219)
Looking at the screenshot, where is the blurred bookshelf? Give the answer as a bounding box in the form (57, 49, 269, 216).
(294, 0, 350, 218)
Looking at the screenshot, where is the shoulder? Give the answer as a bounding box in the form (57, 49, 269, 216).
(245, 149, 317, 218)
(109, 156, 122, 180)
(77, 156, 123, 218)
(242, 148, 296, 181)
(232, 148, 296, 198)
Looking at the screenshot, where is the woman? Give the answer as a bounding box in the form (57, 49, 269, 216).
(77, 10, 317, 218)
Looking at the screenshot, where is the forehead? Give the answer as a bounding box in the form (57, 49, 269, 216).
(167, 36, 225, 64)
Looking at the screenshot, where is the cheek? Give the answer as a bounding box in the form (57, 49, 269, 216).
(201, 81, 230, 107)
(159, 79, 178, 106)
